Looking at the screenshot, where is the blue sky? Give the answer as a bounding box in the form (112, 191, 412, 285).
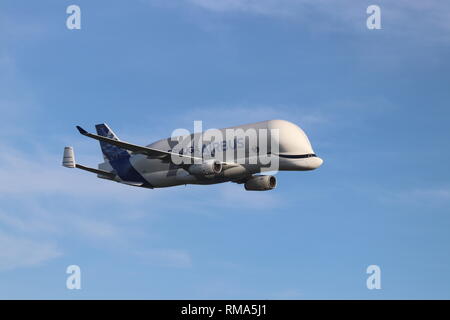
(1, 0, 450, 299)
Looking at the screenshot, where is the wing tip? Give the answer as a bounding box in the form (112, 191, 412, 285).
(76, 126, 88, 135)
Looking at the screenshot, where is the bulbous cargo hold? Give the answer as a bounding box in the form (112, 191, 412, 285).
(267, 119, 314, 155)
(266, 120, 323, 171)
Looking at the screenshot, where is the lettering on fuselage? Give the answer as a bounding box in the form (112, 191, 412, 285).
(169, 121, 280, 171)
(182, 137, 245, 156)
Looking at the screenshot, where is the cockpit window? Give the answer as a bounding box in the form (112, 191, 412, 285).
(277, 153, 316, 159)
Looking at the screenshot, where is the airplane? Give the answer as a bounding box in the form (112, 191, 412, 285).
(62, 119, 323, 191)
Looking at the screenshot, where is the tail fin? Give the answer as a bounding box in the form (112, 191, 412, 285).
(95, 123, 129, 161)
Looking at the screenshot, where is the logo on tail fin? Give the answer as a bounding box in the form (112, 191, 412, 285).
(95, 124, 129, 160)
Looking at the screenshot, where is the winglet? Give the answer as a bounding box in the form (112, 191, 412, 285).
(76, 126, 88, 135)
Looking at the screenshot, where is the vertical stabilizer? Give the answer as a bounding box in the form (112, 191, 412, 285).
(62, 146, 76, 168)
(95, 123, 130, 161)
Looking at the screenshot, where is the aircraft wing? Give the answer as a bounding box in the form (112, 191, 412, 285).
(76, 126, 203, 163)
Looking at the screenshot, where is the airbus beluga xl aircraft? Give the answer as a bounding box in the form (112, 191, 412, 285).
(63, 120, 323, 191)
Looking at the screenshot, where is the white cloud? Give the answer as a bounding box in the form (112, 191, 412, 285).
(0, 231, 61, 271)
(136, 249, 193, 268)
(69, 216, 120, 240)
(186, 0, 361, 18)
(182, 0, 450, 40)
(186, 0, 449, 23)
(188, 0, 295, 16)
(0, 143, 257, 271)
(0, 141, 164, 201)
(381, 187, 450, 207)
(0, 208, 59, 235)
(177, 104, 328, 132)
(409, 188, 450, 201)
(0, 131, 282, 272)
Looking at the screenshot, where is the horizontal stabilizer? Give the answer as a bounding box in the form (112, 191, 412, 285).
(75, 164, 116, 179)
(62, 146, 115, 179)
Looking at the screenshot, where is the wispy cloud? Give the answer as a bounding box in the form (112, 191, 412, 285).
(168, 0, 450, 41)
(185, 0, 450, 26)
(0, 141, 161, 200)
(173, 98, 396, 143)
(177, 104, 328, 132)
(136, 249, 193, 268)
(381, 187, 450, 207)
(0, 143, 181, 270)
(406, 188, 450, 202)
(0, 231, 61, 271)
(0, 140, 284, 272)
(187, 0, 299, 16)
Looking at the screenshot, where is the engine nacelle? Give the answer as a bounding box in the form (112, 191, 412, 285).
(244, 175, 277, 191)
(188, 160, 222, 176)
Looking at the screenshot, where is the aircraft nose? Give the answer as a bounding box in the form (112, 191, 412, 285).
(313, 156, 323, 169)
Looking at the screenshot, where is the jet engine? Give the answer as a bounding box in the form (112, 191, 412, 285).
(244, 175, 277, 191)
(188, 160, 222, 176)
